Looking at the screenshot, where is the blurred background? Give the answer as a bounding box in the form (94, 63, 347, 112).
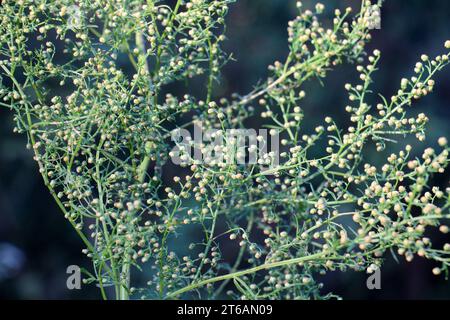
(0, 0, 449, 299)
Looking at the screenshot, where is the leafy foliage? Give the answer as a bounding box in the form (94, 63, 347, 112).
(1, 0, 449, 300)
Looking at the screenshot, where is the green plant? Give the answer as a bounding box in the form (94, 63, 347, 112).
(1, 0, 449, 300)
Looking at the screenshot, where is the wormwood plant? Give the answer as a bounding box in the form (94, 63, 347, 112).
(1, 0, 450, 300)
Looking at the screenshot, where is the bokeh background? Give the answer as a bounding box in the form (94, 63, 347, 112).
(0, 0, 449, 299)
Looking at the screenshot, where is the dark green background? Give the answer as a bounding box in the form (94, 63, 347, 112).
(0, 0, 449, 299)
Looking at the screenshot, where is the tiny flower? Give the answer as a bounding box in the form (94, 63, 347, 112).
(315, 3, 325, 14)
(432, 267, 441, 276)
(439, 226, 449, 234)
(438, 137, 448, 147)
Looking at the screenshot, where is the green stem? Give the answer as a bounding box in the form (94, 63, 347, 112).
(119, 264, 130, 300)
(213, 212, 254, 298)
(166, 251, 327, 299)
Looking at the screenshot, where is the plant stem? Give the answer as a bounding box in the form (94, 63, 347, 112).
(166, 251, 327, 299)
(119, 264, 130, 300)
(213, 212, 254, 298)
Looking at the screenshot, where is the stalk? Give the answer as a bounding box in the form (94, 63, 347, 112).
(166, 251, 327, 299)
